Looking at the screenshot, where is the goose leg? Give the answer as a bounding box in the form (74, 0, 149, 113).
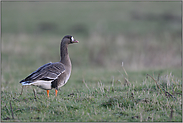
(20, 86, 24, 95)
(55, 87, 58, 96)
(47, 90, 49, 97)
(55, 89, 58, 96)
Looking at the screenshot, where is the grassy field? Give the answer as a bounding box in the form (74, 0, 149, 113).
(1, 1, 182, 122)
(1, 34, 182, 122)
(1, 66, 182, 122)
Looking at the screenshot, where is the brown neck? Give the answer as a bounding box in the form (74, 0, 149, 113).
(60, 42, 71, 67)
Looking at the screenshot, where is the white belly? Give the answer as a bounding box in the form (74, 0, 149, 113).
(31, 80, 52, 90)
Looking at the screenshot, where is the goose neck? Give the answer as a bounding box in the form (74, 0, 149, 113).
(60, 43, 71, 66)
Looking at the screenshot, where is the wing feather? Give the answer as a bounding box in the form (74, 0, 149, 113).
(20, 62, 65, 83)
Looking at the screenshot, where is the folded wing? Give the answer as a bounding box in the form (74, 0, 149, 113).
(20, 62, 65, 84)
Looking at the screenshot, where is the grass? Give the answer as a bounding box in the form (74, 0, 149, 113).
(1, 1, 182, 122)
(1, 64, 182, 122)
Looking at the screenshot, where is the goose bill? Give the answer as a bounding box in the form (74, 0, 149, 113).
(72, 40, 79, 43)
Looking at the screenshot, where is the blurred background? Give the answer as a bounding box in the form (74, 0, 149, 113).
(2, 1, 182, 71)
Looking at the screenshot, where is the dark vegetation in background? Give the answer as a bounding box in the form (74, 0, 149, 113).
(2, 2, 181, 70)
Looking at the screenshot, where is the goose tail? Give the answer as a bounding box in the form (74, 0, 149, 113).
(20, 80, 32, 86)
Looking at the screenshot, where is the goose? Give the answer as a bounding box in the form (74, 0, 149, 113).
(20, 35, 79, 97)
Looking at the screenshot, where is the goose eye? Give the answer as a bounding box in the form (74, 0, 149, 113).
(71, 37, 74, 42)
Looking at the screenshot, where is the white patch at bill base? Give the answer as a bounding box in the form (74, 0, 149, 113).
(71, 37, 74, 41)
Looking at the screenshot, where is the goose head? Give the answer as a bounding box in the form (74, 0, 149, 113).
(62, 35, 79, 45)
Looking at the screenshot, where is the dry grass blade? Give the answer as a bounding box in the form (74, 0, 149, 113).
(82, 78, 91, 91)
(147, 74, 176, 99)
(171, 78, 177, 86)
(121, 62, 128, 77)
(169, 106, 174, 121)
(9, 100, 14, 119)
(124, 78, 131, 86)
(157, 73, 160, 81)
(122, 62, 131, 86)
(163, 89, 176, 100)
(146, 74, 164, 94)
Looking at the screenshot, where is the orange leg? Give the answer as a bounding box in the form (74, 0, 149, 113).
(55, 89, 58, 97)
(47, 90, 49, 97)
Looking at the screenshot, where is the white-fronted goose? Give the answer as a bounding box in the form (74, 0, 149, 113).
(20, 35, 79, 97)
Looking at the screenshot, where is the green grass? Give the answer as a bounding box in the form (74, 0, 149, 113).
(1, 65, 182, 122)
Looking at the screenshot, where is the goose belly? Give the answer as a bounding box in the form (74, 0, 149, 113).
(58, 72, 71, 88)
(31, 80, 52, 90)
